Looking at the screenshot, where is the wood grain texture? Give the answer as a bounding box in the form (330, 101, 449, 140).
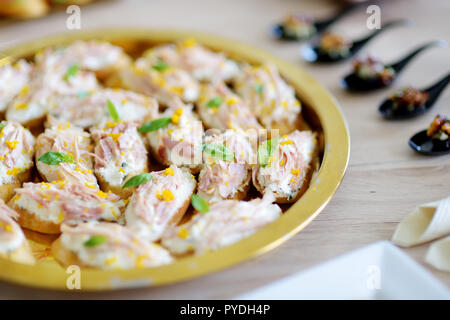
(0, 0, 449, 299)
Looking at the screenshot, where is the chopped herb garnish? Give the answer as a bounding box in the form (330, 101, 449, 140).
(63, 63, 79, 82)
(203, 143, 234, 162)
(138, 117, 172, 133)
(254, 83, 264, 93)
(191, 194, 209, 213)
(0, 121, 6, 131)
(122, 173, 153, 189)
(38, 152, 73, 165)
(107, 99, 121, 122)
(257, 137, 279, 167)
(152, 61, 169, 72)
(77, 90, 90, 98)
(206, 97, 223, 108)
(84, 235, 108, 247)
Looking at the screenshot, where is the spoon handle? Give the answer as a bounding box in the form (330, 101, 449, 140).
(390, 40, 447, 72)
(315, 3, 361, 32)
(353, 19, 411, 52)
(424, 72, 450, 103)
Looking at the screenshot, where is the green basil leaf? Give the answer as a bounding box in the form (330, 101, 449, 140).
(203, 143, 234, 162)
(138, 117, 171, 133)
(63, 63, 79, 82)
(77, 90, 90, 98)
(38, 152, 73, 165)
(191, 194, 209, 213)
(206, 97, 223, 108)
(122, 173, 153, 189)
(254, 83, 264, 93)
(257, 137, 279, 168)
(84, 235, 108, 247)
(107, 99, 121, 122)
(152, 61, 169, 72)
(0, 121, 6, 131)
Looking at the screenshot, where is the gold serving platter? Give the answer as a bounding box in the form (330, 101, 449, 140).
(0, 28, 350, 291)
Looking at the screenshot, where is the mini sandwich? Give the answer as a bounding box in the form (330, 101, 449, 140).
(52, 221, 173, 269)
(49, 88, 158, 129)
(252, 130, 318, 203)
(143, 99, 203, 173)
(162, 193, 281, 255)
(124, 165, 196, 242)
(35, 40, 131, 83)
(234, 64, 303, 135)
(119, 57, 200, 106)
(0, 121, 35, 202)
(9, 181, 125, 234)
(91, 120, 149, 198)
(6, 57, 99, 129)
(197, 130, 255, 203)
(196, 82, 261, 131)
(0, 200, 34, 265)
(35, 119, 97, 187)
(141, 39, 240, 82)
(0, 59, 32, 114)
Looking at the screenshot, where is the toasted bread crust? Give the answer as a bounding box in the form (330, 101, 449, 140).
(51, 237, 90, 268)
(0, 240, 35, 265)
(9, 202, 61, 234)
(0, 168, 32, 202)
(253, 139, 319, 204)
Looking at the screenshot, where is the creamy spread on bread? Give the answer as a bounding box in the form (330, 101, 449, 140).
(60, 221, 172, 269)
(162, 194, 281, 255)
(0, 121, 35, 184)
(125, 165, 196, 241)
(92, 121, 148, 187)
(11, 181, 124, 224)
(0, 200, 26, 254)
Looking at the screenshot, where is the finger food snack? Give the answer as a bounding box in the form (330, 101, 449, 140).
(0, 121, 35, 202)
(48, 88, 158, 129)
(252, 130, 318, 203)
(35, 119, 97, 186)
(124, 165, 196, 241)
(0, 59, 32, 114)
(141, 39, 240, 82)
(52, 221, 173, 269)
(234, 64, 302, 134)
(9, 181, 125, 234)
(162, 194, 281, 255)
(197, 130, 255, 203)
(91, 120, 149, 198)
(196, 82, 261, 131)
(0, 200, 34, 264)
(143, 99, 203, 173)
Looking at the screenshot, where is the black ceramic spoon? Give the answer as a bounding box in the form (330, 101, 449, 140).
(379, 73, 450, 119)
(409, 131, 450, 156)
(342, 40, 447, 91)
(301, 19, 409, 63)
(273, 3, 360, 41)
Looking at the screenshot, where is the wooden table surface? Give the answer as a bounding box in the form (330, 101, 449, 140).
(0, 0, 449, 299)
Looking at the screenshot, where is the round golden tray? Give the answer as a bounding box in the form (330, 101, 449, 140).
(0, 29, 350, 291)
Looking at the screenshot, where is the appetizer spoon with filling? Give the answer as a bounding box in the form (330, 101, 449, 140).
(409, 115, 450, 155)
(272, 3, 359, 41)
(342, 40, 447, 91)
(301, 20, 409, 63)
(379, 73, 450, 119)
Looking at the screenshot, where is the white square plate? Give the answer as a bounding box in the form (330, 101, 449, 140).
(236, 241, 450, 300)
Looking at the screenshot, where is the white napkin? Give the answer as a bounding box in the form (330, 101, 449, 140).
(392, 197, 450, 247)
(425, 236, 450, 272)
(392, 197, 450, 272)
